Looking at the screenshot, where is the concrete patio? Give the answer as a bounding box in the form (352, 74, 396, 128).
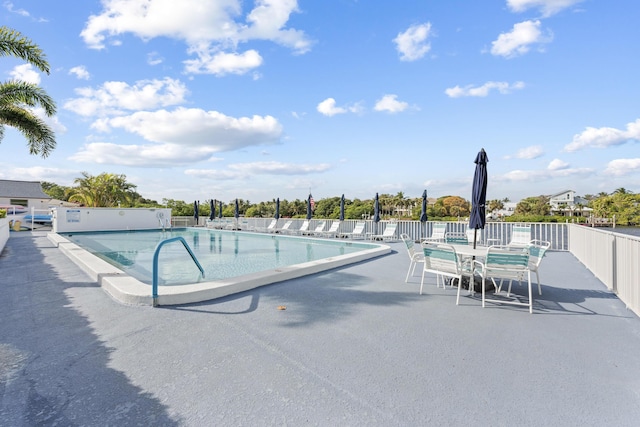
(1, 230, 639, 426)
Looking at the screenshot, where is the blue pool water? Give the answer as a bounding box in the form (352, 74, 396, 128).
(62, 228, 379, 286)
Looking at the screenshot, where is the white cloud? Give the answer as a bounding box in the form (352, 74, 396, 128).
(80, 0, 311, 75)
(547, 158, 569, 170)
(490, 20, 552, 58)
(0, 166, 78, 186)
(374, 94, 408, 114)
(186, 161, 331, 180)
(94, 107, 283, 150)
(507, 0, 584, 17)
(4, 1, 30, 17)
(184, 49, 263, 75)
(147, 52, 163, 65)
(317, 98, 361, 116)
(69, 65, 90, 80)
(9, 64, 40, 84)
(393, 23, 432, 61)
(500, 165, 593, 182)
(64, 77, 188, 117)
(70, 142, 219, 166)
(604, 158, 640, 176)
(504, 145, 543, 159)
(445, 81, 525, 98)
(564, 119, 640, 152)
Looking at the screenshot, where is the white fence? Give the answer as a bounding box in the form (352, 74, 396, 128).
(569, 224, 640, 317)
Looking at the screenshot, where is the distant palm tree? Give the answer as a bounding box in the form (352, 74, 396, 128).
(614, 188, 632, 195)
(0, 26, 56, 157)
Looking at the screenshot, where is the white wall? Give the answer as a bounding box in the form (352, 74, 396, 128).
(52, 207, 172, 233)
(0, 217, 9, 254)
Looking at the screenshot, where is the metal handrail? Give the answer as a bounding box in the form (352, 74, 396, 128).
(152, 236, 204, 306)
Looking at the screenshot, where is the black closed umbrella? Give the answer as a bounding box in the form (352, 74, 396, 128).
(194, 200, 199, 225)
(306, 194, 313, 220)
(373, 193, 380, 235)
(209, 199, 215, 221)
(420, 189, 428, 239)
(218, 201, 223, 219)
(469, 148, 489, 249)
(339, 194, 345, 221)
(275, 198, 280, 220)
(234, 199, 239, 219)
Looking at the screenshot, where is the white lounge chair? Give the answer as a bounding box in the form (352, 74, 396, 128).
(275, 220, 293, 234)
(310, 221, 326, 236)
(318, 221, 341, 238)
(255, 219, 278, 233)
(295, 220, 310, 235)
(369, 222, 398, 242)
(339, 221, 366, 239)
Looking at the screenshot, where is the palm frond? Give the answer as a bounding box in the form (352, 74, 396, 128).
(0, 105, 55, 157)
(0, 80, 56, 116)
(0, 26, 50, 74)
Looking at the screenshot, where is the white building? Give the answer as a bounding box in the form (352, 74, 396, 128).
(548, 190, 592, 216)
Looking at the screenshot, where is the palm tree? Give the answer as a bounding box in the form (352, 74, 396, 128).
(0, 26, 56, 157)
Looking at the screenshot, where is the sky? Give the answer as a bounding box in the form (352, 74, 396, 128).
(1, 0, 640, 205)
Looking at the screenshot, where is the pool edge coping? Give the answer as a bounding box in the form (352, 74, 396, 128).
(47, 232, 392, 306)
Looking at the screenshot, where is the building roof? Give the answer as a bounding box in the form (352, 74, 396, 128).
(0, 179, 50, 199)
(549, 190, 575, 198)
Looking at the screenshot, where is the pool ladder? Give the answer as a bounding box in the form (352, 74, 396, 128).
(152, 236, 204, 306)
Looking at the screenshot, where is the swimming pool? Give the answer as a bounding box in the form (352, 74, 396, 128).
(49, 228, 390, 306)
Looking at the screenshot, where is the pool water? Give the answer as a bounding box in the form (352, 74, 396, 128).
(62, 228, 379, 286)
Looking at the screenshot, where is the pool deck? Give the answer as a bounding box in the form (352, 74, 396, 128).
(1, 230, 640, 426)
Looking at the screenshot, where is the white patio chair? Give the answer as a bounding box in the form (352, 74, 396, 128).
(526, 240, 550, 296)
(369, 223, 398, 242)
(466, 228, 481, 245)
(401, 233, 424, 282)
(476, 245, 533, 313)
(420, 243, 467, 299)
(444, 231, 469, 245)
(422, 222, 446, 243)
(339, 221, 366, 239)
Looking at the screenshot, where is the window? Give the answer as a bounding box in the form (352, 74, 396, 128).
(10, 199, 28, 207)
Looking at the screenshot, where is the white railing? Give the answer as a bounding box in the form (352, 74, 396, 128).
(569, 224, 640, 317)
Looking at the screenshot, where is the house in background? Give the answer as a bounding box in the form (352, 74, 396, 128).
(0, 180, 51, 213)
(549, 190, 592, 216)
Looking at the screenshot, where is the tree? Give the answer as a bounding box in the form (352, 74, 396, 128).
(67, 172, 138, 207)
(0, 26, 57, 157)
(515, 196, 550, 216)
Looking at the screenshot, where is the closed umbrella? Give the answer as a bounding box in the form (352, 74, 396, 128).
(209, 199, 215, 221)
(373, 193, 380, 235)
(275, 198, 280, 220)
(234, 199, 239, 219)
(193, 200, 199, 225)
(420, 189, 428, 239)
(469, 148, 489, 249)
(218, 201, 223, 219)
(306, 194, 313, 220)
(339, 194, 345, 221)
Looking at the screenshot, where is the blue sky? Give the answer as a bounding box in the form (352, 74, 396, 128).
(1, 0, 639, 204)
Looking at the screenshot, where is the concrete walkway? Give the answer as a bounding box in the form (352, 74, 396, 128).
(1, 231, 640, 426)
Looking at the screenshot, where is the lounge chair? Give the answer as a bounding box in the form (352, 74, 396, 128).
(339, 221, 366, 239)
(294, 220, 310, 235)
(488, 225, 531, 247)
(318, 221, 341, 238)
(310, 221, 326, 236)
(256, 219, 278, 233)
(527, 240, 550, 296)
(444, 231, 469, 245)
(369, 222, 398, 242)
(275, 220, 293, 234)
(422, 222, 446, 243)
(401, 233, 424, 282)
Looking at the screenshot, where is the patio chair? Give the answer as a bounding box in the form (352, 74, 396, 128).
(401, 233, 424, 282)
(475, 245, 533, 313)
(369, 223, 398, 242)
(318, 221, 341, 238)
(526, 240, 550, 296)
(420, 242, 467, 298)
(339, 221, 366, 239)
(422, 222, 446, 243)
(445, 231, 469, 245)
(466, 228, 481, 245)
